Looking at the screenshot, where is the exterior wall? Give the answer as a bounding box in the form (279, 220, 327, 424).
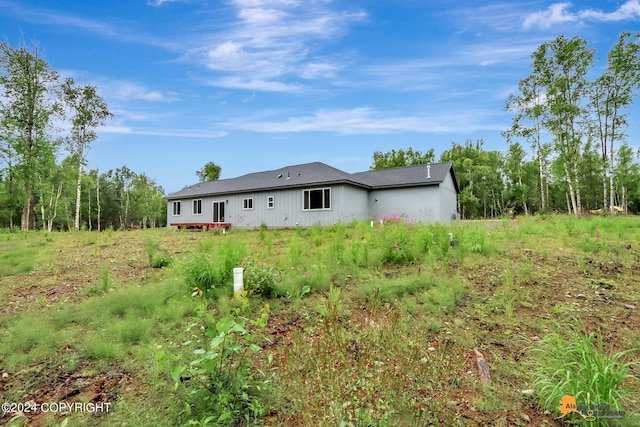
(166, 170, 459, 228)
(368, 186, 441, 224)
(167, 198, 210, 226)
(167, 184, 370, 229)
(439, 172, 458, 223)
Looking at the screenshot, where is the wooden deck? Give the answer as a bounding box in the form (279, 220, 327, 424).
(169, 222, 232, 231)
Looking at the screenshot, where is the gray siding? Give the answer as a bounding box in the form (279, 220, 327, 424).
(167, 184, 369, 229)
(369, 186, 440, 224)
(439, 172, 458, 223)
(166, 164, 459, 228)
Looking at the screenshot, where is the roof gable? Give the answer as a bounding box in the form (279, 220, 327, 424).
(351, 162, 459, 192)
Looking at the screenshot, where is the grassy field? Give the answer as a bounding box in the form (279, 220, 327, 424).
(0, 216, 639, 426)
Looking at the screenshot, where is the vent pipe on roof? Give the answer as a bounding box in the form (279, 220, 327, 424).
(427, 164, 431, 179)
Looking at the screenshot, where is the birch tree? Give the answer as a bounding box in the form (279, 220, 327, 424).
(589, 32, 640, 213)
(615, 143, 640, 212)
(504, 142, 529, 214)
(504, 73, 549, 211)
(61, 77, 112, 231)
(0, 40, 60, 230)
(535, 36, 594, 216)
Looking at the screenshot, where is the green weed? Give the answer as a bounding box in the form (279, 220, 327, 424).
(244, 262, 279, 297)
(288, 239, 303, 267)
(376, 220, 420, 265)
(159, 306, 269, 426)
(0, 245, 37, 275)
(421, 276, 466, 316)
(530, 322, 639, 426)
(145, 237, 172, 268)
(102, 265, 111, 291)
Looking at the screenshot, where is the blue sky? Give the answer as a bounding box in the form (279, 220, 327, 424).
(1, 0, 639, 193)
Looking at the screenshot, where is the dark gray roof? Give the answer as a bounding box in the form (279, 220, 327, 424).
(166, 161, 458, 200)
(166, 162, 368, 200)
(352, 162, 460, 193)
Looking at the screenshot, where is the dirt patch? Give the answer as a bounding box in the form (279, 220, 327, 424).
(1, 363, 132, 426)
(458, 219, 504, 230)
(0, 230, 201, 316)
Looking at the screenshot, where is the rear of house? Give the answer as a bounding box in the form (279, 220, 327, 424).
(165, 161, 459, 229)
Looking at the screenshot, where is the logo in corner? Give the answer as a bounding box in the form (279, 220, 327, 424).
(558, 395, 596, 421)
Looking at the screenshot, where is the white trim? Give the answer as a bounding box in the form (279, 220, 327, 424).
(212, 200, 225, 222)
(192, 199, 202, 216)
(242, 198, 254, 210)
(172, 201, 181, 216)
(303, 187, 331, 211)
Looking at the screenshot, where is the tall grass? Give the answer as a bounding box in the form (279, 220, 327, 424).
(179, 238, 246, 295)
(530, 322, 639, 426)
(372, 218, 493, 267)
(0, 278, 197, 368)
(0, 235, 50, 275)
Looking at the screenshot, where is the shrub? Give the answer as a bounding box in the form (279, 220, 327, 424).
(375, 218, 420, 265)
(159, 308, 269, 426)
(244, 262, 279, 297)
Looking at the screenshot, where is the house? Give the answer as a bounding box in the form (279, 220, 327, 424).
(165, 161, 459, 229)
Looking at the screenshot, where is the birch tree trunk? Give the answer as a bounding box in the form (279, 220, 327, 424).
(96, 171, 101, 231)
(74, 147, 83, 231)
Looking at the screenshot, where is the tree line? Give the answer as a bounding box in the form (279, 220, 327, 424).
(0, 39, 166, 231)
(372, 33, 640, 219)
(373, 135, 639, 219)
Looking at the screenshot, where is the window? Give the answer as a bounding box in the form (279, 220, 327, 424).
(303, 188, 331, 210)
(172, 201, 181, 216)
(193, 199, 202, 215)
(267, 196, 274, 209)
(243, 198, 254, 210)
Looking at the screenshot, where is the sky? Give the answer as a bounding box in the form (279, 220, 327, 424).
(1, 0, 640, 194)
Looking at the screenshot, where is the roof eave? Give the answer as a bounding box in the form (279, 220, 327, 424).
(165, 179, 370, 200)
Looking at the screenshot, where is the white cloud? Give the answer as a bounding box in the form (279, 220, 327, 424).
(191, 1, 367, 91)
(299, 61, 340, 79)
(207, 76, 302, 92)
(102, 80, 180, 102)
(523, 2, 576, 29)
(221, 107, 505, 135)
(523, 1, 640, 29)
(147, 0, 187, 6)
(101, 125, 227, 139)
(206, 41, 249, 71)
(580, 0, 640, 21)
